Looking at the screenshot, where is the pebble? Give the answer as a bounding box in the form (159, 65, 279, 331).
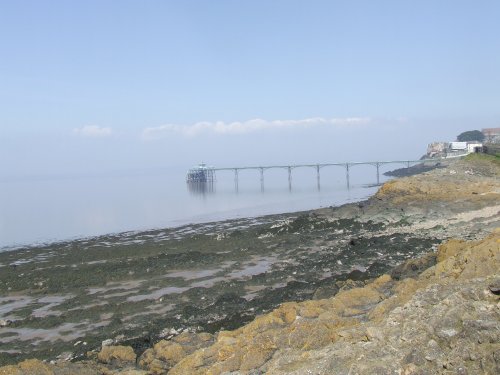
(101, 339, 114, 347)
(488, 284, 500, 295)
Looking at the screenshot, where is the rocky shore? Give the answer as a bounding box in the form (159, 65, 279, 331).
(1, 154, 499, 374)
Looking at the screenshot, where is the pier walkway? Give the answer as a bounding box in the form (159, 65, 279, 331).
(211, 156, 460, 191)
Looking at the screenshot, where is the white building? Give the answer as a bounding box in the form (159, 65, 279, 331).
(450, 142, 467, 151)
(426, 141, 482, 158)
(466, 143, 483, 153)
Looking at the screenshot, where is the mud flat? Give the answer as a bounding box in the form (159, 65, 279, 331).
(0, 154, 499, 374)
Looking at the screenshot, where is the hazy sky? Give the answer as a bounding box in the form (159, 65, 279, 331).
(1, 0, 499, 178)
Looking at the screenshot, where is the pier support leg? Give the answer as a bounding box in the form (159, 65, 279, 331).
(376, 163, 380, 185)
(234, 169, 239, 193)
(260, 167, 264, 192)
(288, 166, 292, 191)
(345, 163, 350, 189)
(406, 161, 410, 170)
(316, 165, 320, 191)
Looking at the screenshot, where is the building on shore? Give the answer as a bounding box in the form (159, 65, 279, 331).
(426, 142, 449, 158)
(482, 128, 500, 143)
(426, 141, 482, 158)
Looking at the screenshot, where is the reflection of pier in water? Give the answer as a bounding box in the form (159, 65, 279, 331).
(187, 158, 448, 193)
(187, 180, 215, 194)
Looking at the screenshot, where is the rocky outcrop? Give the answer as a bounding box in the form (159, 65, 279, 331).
(375, 157, 500, 206)
(168, 230, 499, 374)
(138, 332, 214, 374)
(97, 345, 136, 366)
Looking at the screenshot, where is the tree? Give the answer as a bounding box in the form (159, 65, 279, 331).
(457, 130, 484, 142)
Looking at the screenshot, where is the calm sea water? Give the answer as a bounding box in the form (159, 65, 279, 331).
(0, 164, 392, 249)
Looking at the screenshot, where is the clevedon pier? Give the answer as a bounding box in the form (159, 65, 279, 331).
(187, 158, 445, 192)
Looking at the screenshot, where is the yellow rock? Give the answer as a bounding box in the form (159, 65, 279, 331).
(435, 231, 500, 280)
(168, 351, 207, 375)
(374, 169, 500, 204)
(242, 313, 284, 334)
(198, 332, 213, 342)
(138, 332, 215, 374)
(172, 332, 194, 344)
(0, 366, 22, 375)
(216, 330, 236, 340)
(216, 335, 238, 346)
(276, 302, 299, 324)
(0, 359, 53, 375)
(369, 278, 418, 322)
(153, 341, 185, 363)
(20, 359, 54, 375)
(136, 348, 154, 368)
(330, 285, 385, 317)
(216, 345, 236, 362)
(97, 345, 136, 365)
(287, 320, 337, 350)
(239, 348, 274, 371)
(208, 350, 241, 374)
(437, 239, 469, 262)
(373, 274, 392, 286)
(298, 304, 325, 319)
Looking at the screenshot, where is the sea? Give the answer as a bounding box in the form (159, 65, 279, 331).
(0, 164, 393, 250)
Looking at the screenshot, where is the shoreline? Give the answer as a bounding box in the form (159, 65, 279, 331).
(0, 155, 498, 372)
(0, 182, 382, 253)
(0, 158, 448, 252)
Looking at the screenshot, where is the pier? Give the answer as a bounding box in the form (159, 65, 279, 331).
(188, 157, 451, 192)
(186, 163, 216, 194)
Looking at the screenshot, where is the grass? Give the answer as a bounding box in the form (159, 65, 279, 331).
(464, 152, 500, 166)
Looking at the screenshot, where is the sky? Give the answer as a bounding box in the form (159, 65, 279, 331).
(1, 0, 499, 179)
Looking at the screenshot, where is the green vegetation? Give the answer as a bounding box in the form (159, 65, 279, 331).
(457, 130, 484, 142)
(464, 152, 500, 165)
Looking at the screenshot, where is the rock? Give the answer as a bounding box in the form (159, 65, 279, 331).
(434, 230, 500, 279)
(488, 283, 500, 295)
(0, 359, 51, 375)
(374, 158, 500, 205)
(346, 269, 367, 281)
(391, 252, 437, 280)
(240, 347, 274, 371)
(101, 338, 114, 347)
(436, 238, 469, 262)
(138, 332, 214, 374)
(97, 345, 136, 366)
(336, 279, 365, 292)
(0, 359, 107, 375)
(312, 284, 339, 300)
(168, 233, 500, 374)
